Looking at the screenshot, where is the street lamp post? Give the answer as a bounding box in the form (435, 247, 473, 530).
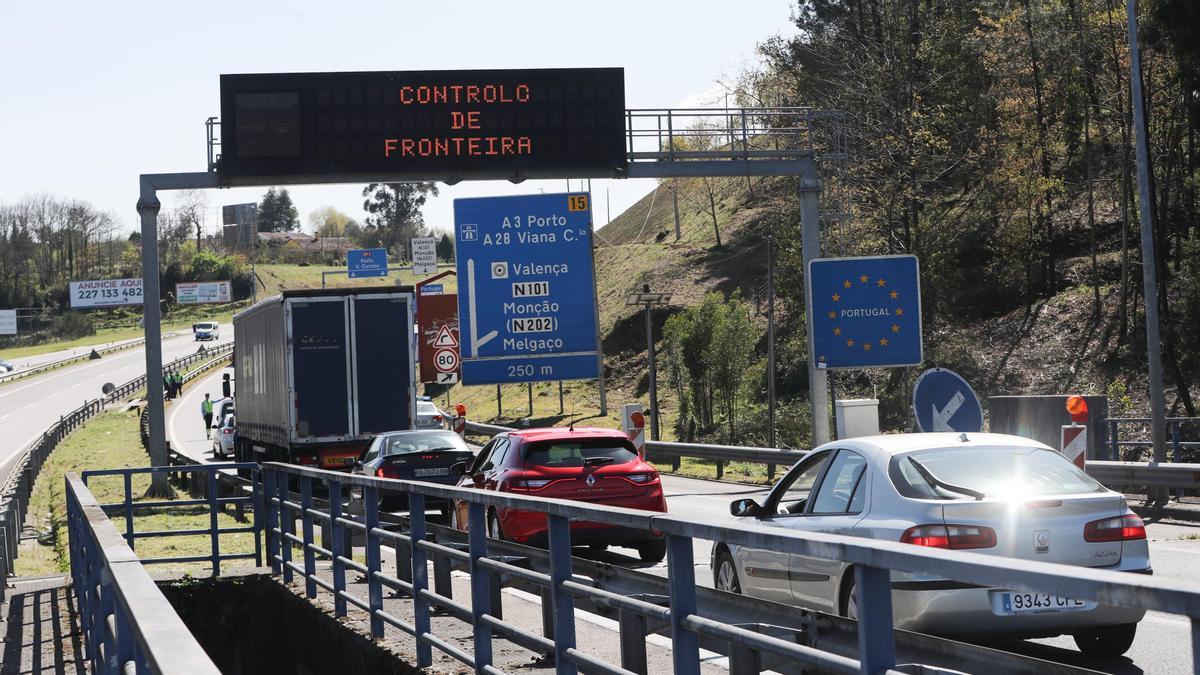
(627, 285, 671, 441)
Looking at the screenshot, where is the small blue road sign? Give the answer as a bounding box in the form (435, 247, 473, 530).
(808, 255, 922, 369)
(912, 368, 983, 433)
(454, 192, 600, 385)
(348, 248, 388, 278)
(420, 283, 444, 295)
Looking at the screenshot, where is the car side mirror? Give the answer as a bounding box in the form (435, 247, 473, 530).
(730, 498, 762, 518)
(450, 461, 468, 477)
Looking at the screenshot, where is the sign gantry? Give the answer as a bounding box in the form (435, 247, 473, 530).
(138, 67, 846, 472)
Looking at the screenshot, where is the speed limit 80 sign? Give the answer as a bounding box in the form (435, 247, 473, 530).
(435, 348, 460, 373)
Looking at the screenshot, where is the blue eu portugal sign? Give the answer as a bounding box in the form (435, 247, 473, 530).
(807, 255, 922, 369)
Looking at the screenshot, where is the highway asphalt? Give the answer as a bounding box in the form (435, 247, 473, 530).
(1, 335, 151, 373)
(170, 366, 1199, 673)
(0, 333, 232, 478)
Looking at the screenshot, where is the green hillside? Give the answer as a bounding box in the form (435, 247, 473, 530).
(440, 168, 1196, 456)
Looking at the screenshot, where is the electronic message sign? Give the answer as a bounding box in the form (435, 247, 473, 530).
(219, 68, 626, 181)
(454, 193, 599, 385)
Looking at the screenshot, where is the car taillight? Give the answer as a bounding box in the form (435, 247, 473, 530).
(222, 429, 233, 435)
(900, 524, 997, 549)
(507, 478, 559, 491)
(376, 466, 400, 479)
(433, 415, 443, 422)
(621, 471, 660, 485)
(1084, 514, 1145, 542)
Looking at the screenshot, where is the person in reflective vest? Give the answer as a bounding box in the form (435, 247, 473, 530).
(201, 394, 214, 438)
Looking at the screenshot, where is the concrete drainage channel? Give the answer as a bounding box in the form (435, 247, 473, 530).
(159, 573, 421, 675)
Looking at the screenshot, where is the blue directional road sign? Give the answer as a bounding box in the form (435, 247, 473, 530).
(913, 368, 983, 433)
(454, 192, 599, 385)
(808, 255, 922, 369)
(348, 248, 388, 278)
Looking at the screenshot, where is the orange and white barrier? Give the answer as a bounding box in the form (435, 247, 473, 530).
(621, 403, 646, 458)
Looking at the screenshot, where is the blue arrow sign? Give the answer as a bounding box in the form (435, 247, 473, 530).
(808, 255, 922, 369)
(913, 368, 983, 433)
(454, 192, 599, 385)
(347, 248, 388, 278)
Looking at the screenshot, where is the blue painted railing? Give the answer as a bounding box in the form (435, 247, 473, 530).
(261, 462, 1200, 675)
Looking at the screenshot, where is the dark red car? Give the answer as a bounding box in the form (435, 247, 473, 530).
(451, 427, 668, 562)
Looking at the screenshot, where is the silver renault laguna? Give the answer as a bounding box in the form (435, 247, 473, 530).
(711, 432, 1149, 657)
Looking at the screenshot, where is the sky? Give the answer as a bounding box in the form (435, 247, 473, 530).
(0, 1, 797, 236)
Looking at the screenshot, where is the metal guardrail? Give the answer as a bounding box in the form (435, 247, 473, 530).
(262, 461, 1200, 675)
(466, 420, 1200, 491)
(81, 464, 261, 573)
(0, 343, 234, 600)
(624, 107, 848, 163)
(0, 337, 148, 386)
(1105, 416, 1200, 461)
(65, 471, 222, 675)
(1085, 460, 1200, 489)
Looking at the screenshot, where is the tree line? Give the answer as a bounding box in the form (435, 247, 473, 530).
(737, 0, 1199, 418)
(644, 0, 1197, 442)
(262, 183, 453, 260)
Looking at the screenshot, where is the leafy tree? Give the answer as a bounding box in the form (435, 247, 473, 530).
(257, 187, 299, 232)
(308, 206, 358, 238)
(706, 293, 760, 440)
(360, 182, 438, 252)
(662, 292, 761, 441)
(436, 232, 455, 261)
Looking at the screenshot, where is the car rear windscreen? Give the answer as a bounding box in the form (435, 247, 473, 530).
(889, 446, 1105, 499)
(522, 439, 638, 467)
(384, 431, 469, 456)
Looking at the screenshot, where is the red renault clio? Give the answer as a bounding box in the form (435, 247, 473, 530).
(451, 427, 669, 561)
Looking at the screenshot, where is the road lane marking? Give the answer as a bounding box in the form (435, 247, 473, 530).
(0, 335, 213, 399)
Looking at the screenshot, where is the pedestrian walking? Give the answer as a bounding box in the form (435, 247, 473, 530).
(201, 393, 214, 438)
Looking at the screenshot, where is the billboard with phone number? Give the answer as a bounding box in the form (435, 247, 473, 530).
(69, 278, 143, 309)
(176, 281, 233, 305)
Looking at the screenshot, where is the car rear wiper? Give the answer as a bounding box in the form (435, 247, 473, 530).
(584, 456, 616, 466)
(907, 456, 985, 501)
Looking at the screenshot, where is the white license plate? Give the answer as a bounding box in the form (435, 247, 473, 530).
(992, 591, 1094, 615)
(414, 467, 449, 477)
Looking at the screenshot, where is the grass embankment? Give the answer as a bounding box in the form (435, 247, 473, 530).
(254, 263, 458, 296)
(15, 406, 255, 577)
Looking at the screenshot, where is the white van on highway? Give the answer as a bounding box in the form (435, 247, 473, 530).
(193, 321, 220, 341)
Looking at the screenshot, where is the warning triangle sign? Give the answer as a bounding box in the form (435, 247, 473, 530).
(432, 324, 459, 348)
